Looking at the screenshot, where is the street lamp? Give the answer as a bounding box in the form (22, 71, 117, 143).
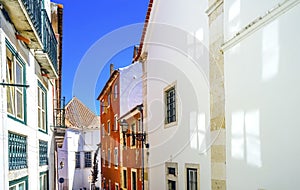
(119, 104, 147, 190)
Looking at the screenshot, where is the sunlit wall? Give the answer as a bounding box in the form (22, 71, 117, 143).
(224, 1, 300, 189)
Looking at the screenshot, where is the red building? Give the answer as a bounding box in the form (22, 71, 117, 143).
(97, 67, 121, 190)
(119, 105, 144, 190)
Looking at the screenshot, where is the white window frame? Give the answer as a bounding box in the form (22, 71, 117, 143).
(114, 114, 118, 131)
(114, 83, 118, 99)
(185, 163, 200, 190)
(115, 183, 119, 190)
(165, 162, 178, 190)
(101, 124, 105, 137)
(122, 168, 128, 189)
(107, 92, 111, 107)
(107, 120, 111, 135)
(131, 123, 136, 147)
(114, 147, 118, 167)
(107, 148, 111, 168)
(131, 169, 137, 190)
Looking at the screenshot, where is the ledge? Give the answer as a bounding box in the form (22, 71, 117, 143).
(222, 0, 300, 52)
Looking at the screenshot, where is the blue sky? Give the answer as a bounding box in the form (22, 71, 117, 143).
(53, 0, 149, 114)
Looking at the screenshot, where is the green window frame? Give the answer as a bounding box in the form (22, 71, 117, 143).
(39, 140, 48, 166)
(6, 39, 27, 124)
(9, 176, 28, 190)
(39, 171, 48, 190)
(38, 81, 47, 133)
(8, 132, 27, 170)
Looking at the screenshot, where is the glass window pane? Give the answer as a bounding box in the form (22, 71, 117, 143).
(16, 62, 23, 85)
(16, 91, 23, 119)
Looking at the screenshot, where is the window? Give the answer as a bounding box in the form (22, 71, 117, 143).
(107, 92, 111, 107)
(102, 150, 105, 167)
(84, 152, 92, 168)
(137, 119, 142, 132)
(185, 164, 200, 190)
(107, 149, 111, 168)
(123, 169, 127, 188)
(108, 180, 111, 190)
(114, 115, 118, 131)
(39, 140, 48, 166)
(131, 170, 137, 190)
(101, 100, 104, 114)
(75, 152, 80, 168)
(101, 124, 105, 136)
(9, 176, 28, 190)
(107, 121, 111, 135)
(6, 45, 25, 121)
(115, 183, 119, 190)
(165, 162, 178, 190)
(131, 123, 136, 147)
(38, 82, 47, 132)
(8, 132, 27, 170)
(114, 84, 118, 99)
(40, 172, 48, 190)
(165, 85, 176, 124)
(187, 168, 197, 190)
(114, 147, 118, 167)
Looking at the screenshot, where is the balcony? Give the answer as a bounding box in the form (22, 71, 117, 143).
(0, 0, 58, 78)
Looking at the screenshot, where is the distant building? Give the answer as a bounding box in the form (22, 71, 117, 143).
(58, 97, 100, 190)
(119, 104, 144, 190)
(97, 61, 142, 190)
(0, 0, 62, 189)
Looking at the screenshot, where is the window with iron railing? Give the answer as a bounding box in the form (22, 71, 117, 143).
(8, 132, 27, 170)
(39, 140, 48, 166)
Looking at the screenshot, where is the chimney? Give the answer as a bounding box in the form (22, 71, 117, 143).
(110, 63, 114, 75)
(133, 45, 139, 61)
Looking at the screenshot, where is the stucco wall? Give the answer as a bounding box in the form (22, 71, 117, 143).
(143, 0, 211, 189)
(224, 2, 300, 190)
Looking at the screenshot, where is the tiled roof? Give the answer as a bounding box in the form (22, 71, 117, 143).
(65, 97, 99, 128)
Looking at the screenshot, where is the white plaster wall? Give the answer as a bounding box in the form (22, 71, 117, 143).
(120, 62, 143, 116)
(59, 128, 101, 190)
(224, 0, 282, 41)
(143, 0, 211, 189)
(224, 3, 300, 190)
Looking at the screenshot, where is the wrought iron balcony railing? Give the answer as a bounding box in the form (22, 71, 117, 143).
(42, 9, 58, 72)
(0, 0, 58, 77)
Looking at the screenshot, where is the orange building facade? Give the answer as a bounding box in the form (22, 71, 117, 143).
(98, 70, 121, 190)
(119, 105, 144, 190)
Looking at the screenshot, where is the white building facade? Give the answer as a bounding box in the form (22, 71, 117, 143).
(223, 0, 300, 189)
(58, 97, 100, 190)
(138, 0, 211, 189)
(0, 0, 60, 189)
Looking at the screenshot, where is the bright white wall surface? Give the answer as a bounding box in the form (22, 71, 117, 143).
(119, 61, 143, 116)
(143, 0, 211, 189)
(58, 128, 100, 190)
(224, 0, 282, 41)
(224, 2, 300, 190)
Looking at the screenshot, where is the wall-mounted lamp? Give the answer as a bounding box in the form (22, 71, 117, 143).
(59, 161, 64, 169)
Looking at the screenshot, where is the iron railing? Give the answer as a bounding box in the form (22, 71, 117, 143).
(42, 9, 58, 72)
(20, 0, 58, 73)
(8, 132, 27, 170)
